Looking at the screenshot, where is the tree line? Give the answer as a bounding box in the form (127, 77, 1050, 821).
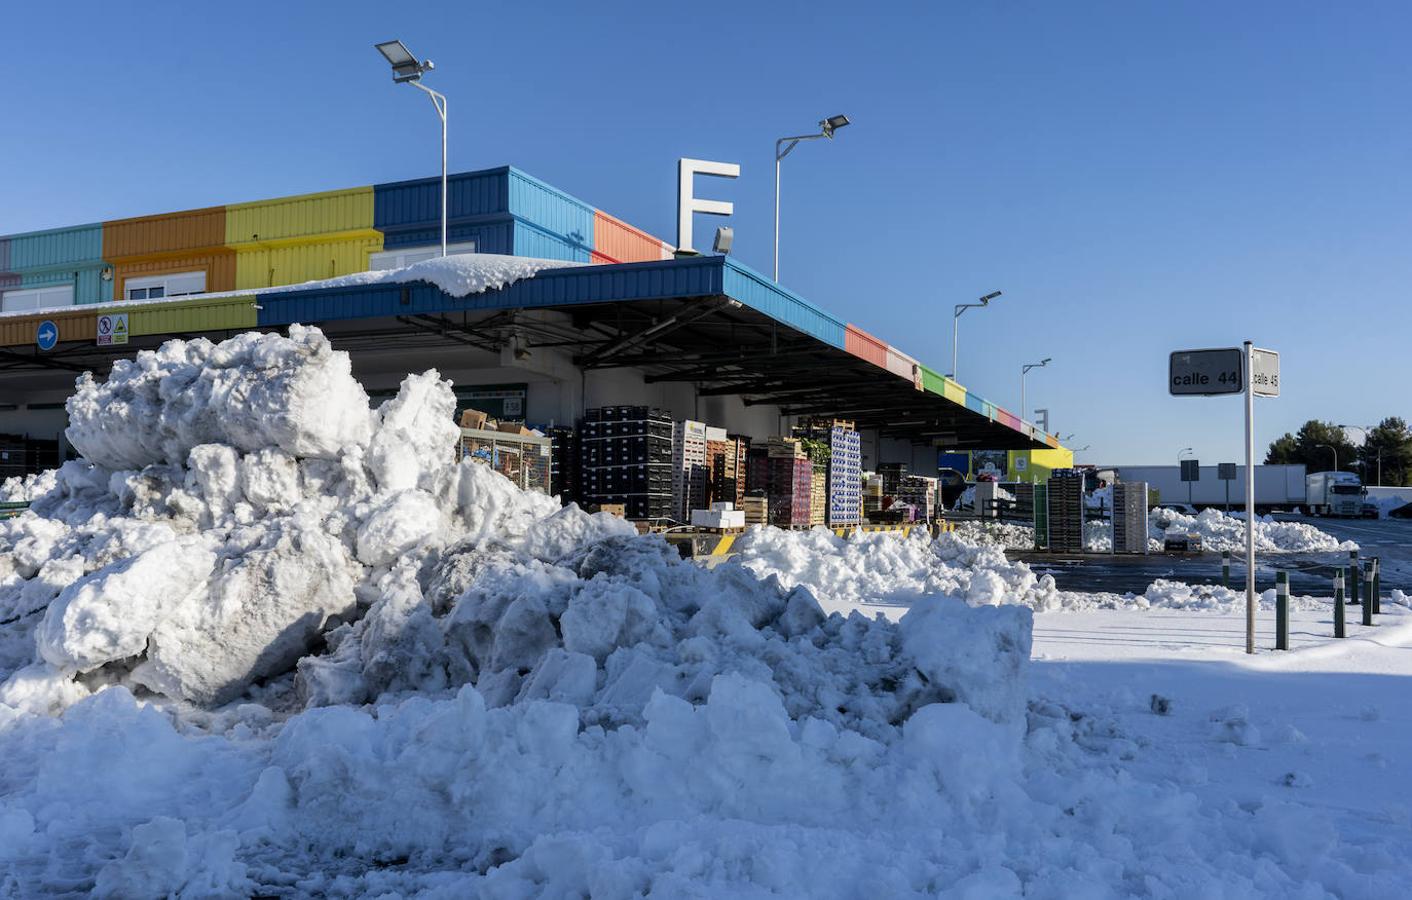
(1265, 417, 1412, 486)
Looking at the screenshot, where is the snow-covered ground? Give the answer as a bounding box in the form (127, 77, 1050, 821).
(1, 328, 1409, 896)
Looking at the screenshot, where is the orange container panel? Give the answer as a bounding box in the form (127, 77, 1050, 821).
(0, 307, 97, 348)
(844, 325, 888, 369)
(112, 251, 236, 302)
(103, 206, 227, 260)
(589, 250, 614, 265)
(593, 210, 668, 263)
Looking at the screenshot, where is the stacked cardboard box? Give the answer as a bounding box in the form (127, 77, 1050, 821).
(767, 456, 813, 527)
(673, 420, 710, 522)
(742, 494, 769, 526)
(579, 406, 675, 520)
(898, 475, 938, 521)
(809, 469, 827, 526)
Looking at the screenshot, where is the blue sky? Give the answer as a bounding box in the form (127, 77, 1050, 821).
(4, 0, 1409, 464)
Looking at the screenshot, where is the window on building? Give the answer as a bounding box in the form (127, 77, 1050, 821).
(1, 284, 74, 313)
(368, 241, 478, 272)
(125, 271, 206, 301)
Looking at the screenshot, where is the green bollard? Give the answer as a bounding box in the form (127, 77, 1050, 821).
(1362, 561, 1374, 627)
(1350, 550, 1361, 605)
(1334, 568, 1346, 639)
(1222, 550, 1231, 588)
(1275, 570, 1289, 651)
(1372, 557, 1381, 615)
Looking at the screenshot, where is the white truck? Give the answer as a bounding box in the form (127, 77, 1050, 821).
(1305, 471, 1365, 517)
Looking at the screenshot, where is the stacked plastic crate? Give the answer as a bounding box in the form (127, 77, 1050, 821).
(827, 424, 861, 526)
(766, 437, 812, 527)
(704, 428, 747, 509)
(1112, 481, 1149, 554)
(672, 420, 710, 522)
(1045, 469, 1086, 552)
(578, 406, 675, 520)
(898, 475, 937, 521)
(547, 425, 579, 503)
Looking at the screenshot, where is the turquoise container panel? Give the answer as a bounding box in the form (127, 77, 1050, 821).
(18, 266, 110, 304)
(507, 168, 594, 252)
(722, 258, 846, 348)
(0, 237, 9, 271)
(512, 221, 591, 263)
(7, 224, 104, 270)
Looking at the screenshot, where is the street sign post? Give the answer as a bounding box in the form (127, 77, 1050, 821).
(1170, 343, 1279, 654)
(1169, 348, 1244, 396)
(1180, 458, 1200, 504)
(1218, 462, 1237, 513)
(35, 320, 58, 351)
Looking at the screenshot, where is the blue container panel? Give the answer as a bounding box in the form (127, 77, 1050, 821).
(17, 266, 110, 304)
(964, 393, 986, 415)
(512, 221, 591, 263)
(507, 169, 593, 251)
(938, 451, 970, 475)
(373, 167, 509, 231)
(8, 224, 104, 270)
(256, 257, 724, 328)
(380, 220, 514, 253)
(722, 259, 846, 349)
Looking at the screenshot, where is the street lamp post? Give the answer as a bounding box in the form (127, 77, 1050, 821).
(375, 40, 448, 258)
(1316, 443, 1337, 473)
(1020, 358, 1051, 425)
(951, 291, 1001, 381)
(774, 115, 850, 282)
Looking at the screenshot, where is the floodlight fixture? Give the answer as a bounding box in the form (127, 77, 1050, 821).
(713, 226, 734, 255)
(821, 114, 851, 137)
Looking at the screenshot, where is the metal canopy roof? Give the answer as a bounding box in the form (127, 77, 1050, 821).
(0, 255, 1058, 451)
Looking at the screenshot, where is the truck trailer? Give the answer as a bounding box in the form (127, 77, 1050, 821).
(1101, 464, 1308, 513)
(1305, 471, 1365, 517)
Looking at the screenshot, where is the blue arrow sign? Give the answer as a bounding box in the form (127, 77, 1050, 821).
(36, 320, 58, 352)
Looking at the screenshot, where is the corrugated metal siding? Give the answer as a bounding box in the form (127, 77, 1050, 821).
(721, 259, 845, 349)
(589, 250, 614, 265)
(103, 207, 226, 260)
(0, 308, 97, 348)
(507, 169, 593, 251)
(7, 225, 104, 270)
(379, 219, 514, 253)
(844, 325, 888, 368)
(234, 236, 383, 290)
(17, 267, 108, 304)
(997, 410, 1021, 430)
(225, 187, 375, 244)
(131, 295, 258, 336)
(593, 210, 666, 263)
(885, 347, 919, 382)
(374, 168, 509, 235)
(964, 393, 986, 415)
(942, 380, 966, 406)
(257, 256, 720, 327)
(0, 237, 10, 272)
(920, 365, 945, 396)
(512, 221, 591, 263)
(113, 251, 236, 302)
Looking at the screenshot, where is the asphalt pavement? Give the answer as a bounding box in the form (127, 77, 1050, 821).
(1014, 513, 1412, 597)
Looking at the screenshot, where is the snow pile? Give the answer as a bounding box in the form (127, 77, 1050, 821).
(951, 519, 1037, 550)
(952, 483, 1015, 510)
(1149, 508, 1355, 553)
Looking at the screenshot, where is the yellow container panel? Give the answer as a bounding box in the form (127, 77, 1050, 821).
(0, 309, 97, 348)
(1007, 449, 1076, 483)
(130, 295, 258, 337)
(234, 236, 383, 290)
(225, 187, 375, 244)
(942, 380, 966, 406)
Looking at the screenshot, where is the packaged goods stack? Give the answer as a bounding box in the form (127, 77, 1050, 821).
(705, 430, 749, 509)
(793, 418, 861, 526)
(767, 456, 813, 527)
(746, 446, 770, 495)
(898, 475, 938, 521)
(809, 469, 827, 526)
(547, 425, 579, 503)
(878, 462, 908, 497)
(741, 493, 769, 526)
(579, 406, 674, 520)
(863, 474, 885, 521)
(1045, 469, 1086, 553)
(1112, 481, 1149, 554)
(673, 420, 710, 522)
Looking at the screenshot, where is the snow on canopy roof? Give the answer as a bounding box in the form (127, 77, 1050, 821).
(0, 253, 584, 321)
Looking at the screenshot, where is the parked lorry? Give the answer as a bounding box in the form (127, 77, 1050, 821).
(1098, 464, 1308, 514)
(1305, 471, 1365, 517)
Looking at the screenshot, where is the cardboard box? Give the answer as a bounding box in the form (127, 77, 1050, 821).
(498, 422, 534, 436)
(459, 408, 489, 430)
(588, 503, 627, 518)
(691, 509, 746, 529)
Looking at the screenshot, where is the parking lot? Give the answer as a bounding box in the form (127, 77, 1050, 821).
(1016, 513, 1412, 597)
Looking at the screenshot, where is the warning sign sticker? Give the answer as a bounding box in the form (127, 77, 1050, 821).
(96, 313, 130, 347)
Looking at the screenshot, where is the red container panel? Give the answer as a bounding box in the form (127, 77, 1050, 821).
(593, 210, 669, 263)
(844, 325, 888, 369)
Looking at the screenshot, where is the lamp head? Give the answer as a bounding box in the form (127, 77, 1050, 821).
(979, 291, 1002, 304)
(376, 40, 431, 83)
(820, 114, 851, 137)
